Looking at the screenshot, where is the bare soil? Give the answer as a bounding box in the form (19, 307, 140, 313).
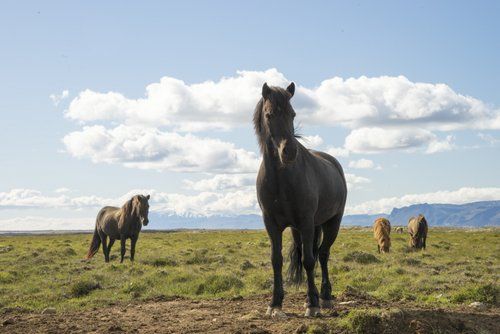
(1, 293, 498, 334)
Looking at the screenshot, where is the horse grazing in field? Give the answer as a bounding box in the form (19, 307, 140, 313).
(86, 195, 150, 263)
(373, 218, 391, 253)
(254, 82, 347, 317)
(395, 226, 404, 234)
(408, 214, 428, 250)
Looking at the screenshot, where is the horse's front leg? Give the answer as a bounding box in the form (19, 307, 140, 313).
(301, 224, 321, 317)
(264, 218, 286, 318)
(130, 236, 138, 261)
(120, 237, 126, 263)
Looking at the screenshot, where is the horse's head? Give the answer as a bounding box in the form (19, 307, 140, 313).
(254, 82, 298, 165)
(132, 194, 151, 226)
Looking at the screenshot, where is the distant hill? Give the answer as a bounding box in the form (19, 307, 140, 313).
(147, 201, 499, 230)
(388, 201, 500, 227)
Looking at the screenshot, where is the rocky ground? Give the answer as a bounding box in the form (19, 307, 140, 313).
(1, 293, 498, 334)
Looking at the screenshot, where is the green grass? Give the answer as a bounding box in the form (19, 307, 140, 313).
(0, 228, 498, 312)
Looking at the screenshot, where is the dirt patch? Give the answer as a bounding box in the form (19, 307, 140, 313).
(1, 294, 498, 334)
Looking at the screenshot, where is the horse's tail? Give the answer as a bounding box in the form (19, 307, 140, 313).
(86, 226, 101, 259)
(287, 229, 304, 285)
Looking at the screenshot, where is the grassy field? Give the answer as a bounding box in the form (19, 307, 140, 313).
(0, 227, 498, 314)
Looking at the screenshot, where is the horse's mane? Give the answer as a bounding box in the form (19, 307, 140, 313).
(253, 86, 300, 153)
(119, 196, 137, 226)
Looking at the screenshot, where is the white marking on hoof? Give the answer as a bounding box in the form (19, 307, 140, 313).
(320, 298, 334, 309)
(266, 306, 287, 319)
(305, 307, 321, 317)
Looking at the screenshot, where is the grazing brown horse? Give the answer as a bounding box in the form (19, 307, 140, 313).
(254, 82, 347, 317)
(373, 218, 391, 253)
(395, 226, 404, 234)
(408, 214, 428, 250)
(86, 195, 150, 263)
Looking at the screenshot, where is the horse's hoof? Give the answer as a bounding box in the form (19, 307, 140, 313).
(320, 298, 334, 309)
(305, 307, 321, 317)
(266, 306, 287, 319)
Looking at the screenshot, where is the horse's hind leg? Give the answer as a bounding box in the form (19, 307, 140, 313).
(98, 231, 109, 263)
(318, 215, 341, 308)
(108, 238, 115, 258)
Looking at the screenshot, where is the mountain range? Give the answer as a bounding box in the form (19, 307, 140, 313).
(148, 200, 500, 229)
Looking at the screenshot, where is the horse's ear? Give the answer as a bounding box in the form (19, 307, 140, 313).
(286, 82, 295, 97)
(146, 194, 150, 200)
(262, 83, 271, 99)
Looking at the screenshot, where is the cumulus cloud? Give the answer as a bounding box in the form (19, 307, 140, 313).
(60, 69, 500, 174)
(344, 127, 456, 154)
(298, 135, 324, 149)
(345, 173, 371, 190)
(0, 216, 92, 231)
(348, 158, 378, 169)
(347, 187, 500, 215)
(325, 146, 350, 158)
(183, 174, 254, 192)
(425, 135, 455, 154)
(63, 125, 259, 172)
(50, 90, 69, 106)
(0, 189, 108, 209)
(65, 70, 500, 132)
(65, 69, 289, 131)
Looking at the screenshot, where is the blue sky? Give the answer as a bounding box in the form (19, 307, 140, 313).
(1, 1, 499, 230)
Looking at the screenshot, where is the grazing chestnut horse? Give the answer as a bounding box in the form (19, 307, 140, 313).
(254, 82, 347, 317)
(373, 218, 391, 253)
(86, 194, 150, 263)
(408, 214, 428, 250)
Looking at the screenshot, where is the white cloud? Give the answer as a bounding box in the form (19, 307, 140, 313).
(345, 173, 371, 190)
(58, 69, 500, 177)
(478, 133, 500, 146)
(66, 71, 500, 132)
(344, 127, 435, 153)
(347, 187, 500, 214)
(325, 146, 350, 158)
(425, 135, 455, 154)
(0, 188, 108, 209)
(298, 135, 324, 149)
(183, 174, 254, 192)
(65, 69, 289, 131)
(343, 127, 457, 154)
(349, 158, 375, 169)
(54, 187, 70, 194)
(0, 216, 92, 231)
(50, 90, 69, 106)
(63, 125, 259, 173)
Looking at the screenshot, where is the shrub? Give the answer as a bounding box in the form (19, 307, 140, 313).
(451, 283, 499, 305)
(123, 281, 147, 298)
(70, 279, 101, 297)
(340, 309, 382, 334)
(196, 274, 244, 295)
(343, 251, 379, 264)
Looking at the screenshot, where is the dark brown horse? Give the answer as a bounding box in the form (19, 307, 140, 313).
(86, 194, 150, 263)
(254, 82, 347, 317)
(408, 214, 428, 250)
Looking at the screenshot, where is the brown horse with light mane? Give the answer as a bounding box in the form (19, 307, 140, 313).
(373, 218, 391, 253)
(86, 194, 150, 263)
